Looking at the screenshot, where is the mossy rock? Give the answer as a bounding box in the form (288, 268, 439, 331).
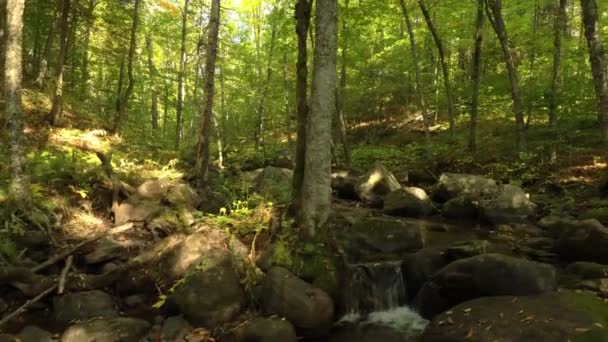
(580, 207, 608, 223)
(297, 251, 339, 296)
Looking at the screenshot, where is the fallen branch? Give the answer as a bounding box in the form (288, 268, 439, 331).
(58, 255, 73, 294)
(0, 283, 58, 328)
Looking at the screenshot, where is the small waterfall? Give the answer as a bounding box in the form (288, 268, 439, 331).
(344, 260, 407, 314)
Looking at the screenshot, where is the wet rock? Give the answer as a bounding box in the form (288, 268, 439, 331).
(224, 318, 297, 342)
(260, 267, 334, 336)
(254, 166, 293, 203)
(16, 326, 53, 342)
(61, 317, 150, 342)
(566, 261, 608, 279)
(165, 183, 201, 210)
(160, 316, 192, 341)
(168, 256, 245, 327)
(54, 290, 118, 323)
(441, 196, 478, 220)
(479, 184, 536, 224)
(434, 173, 498, 203)
(572, 278, 608, 297)
(136, 179, 171, 200)
(556, 218, 608, 263)
(414, 253, 557, 319)
(422, 291, 608, 342)
(84, 238, 129, 264)
(383, 187, 437, 217)
(355, 162, 401, 204)
(345, 217, 424, 261)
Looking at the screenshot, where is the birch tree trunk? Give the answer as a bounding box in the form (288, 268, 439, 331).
(195, 0, 220, 190)
(175, 0, 189, 150)
(5, 0, 30, 204)
(47, 0, 71, 126)
(581, 0, 608, 142)
(299, 0, 338, 239)
(485, 0, 527, 151)
(469, 0, 485, 153)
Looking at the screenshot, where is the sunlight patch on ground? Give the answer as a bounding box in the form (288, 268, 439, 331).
(48, 128, 115, 154)
(63, 210, 108, 239)
(559, 157, 608, 185)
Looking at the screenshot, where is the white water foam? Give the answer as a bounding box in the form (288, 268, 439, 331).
(337, 306, 429, 336)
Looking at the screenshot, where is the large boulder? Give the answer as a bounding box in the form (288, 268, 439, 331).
(383, 187, 437, 217)
(555, 219, 608, 263)
(422, 291, 608, 342)
(83, 238, 129, 264)
(254, 166, 293, 203)
(61, 317, 150, 342)
(168, 255, 245, 327)
(441, 196, 478, 220)
(224, 318, 298, 342)
(260, 267, 334, 337)
(136, 179, 171, 200)
(16, 326, 53, 342)
(566, 261, 608, 279)
(414, 254, 557, 318)
(345, 217, 424, 261)
(479, 184, 536, 224)
(112, 199, 163, 225)
(165, 183, 201, 210)
(54, 291, 118, 323)
(331, 169, 361, 200)
(434, 173, 498, 202)
(355, 162, 401, 204)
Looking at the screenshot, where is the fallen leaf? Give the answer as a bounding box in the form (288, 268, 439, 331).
(447, 317, 455, 325)
(446, 310, 454, 315)
(521, 315, 535, 323)
(464, 308, 472, 313)
(438, 320, 446, 326)
(594, 323, 605, 328)
(517, 309, 524, 315)
(511, 297, 519, 303)
(575, 328, 592, 333)
(499, 313, 504, 319)
(465, 328, 474, 339)
(485, 325, 493, 331)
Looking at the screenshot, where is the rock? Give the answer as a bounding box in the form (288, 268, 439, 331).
(479, 184, 536, 224)
(355, 162, 401, 204)
(566, 262, 608, 279)
(17, 326, 53, 342)
(160, 316, 192, 341)
(137, 179, 171, 200)
(331, 169, 361, 200)
(422, 291, 608, 342)
(383, 187, 437, 217)
(84, 238, 128, 264)
(198, 190, 230, 215)
(254, 166, 293, 203)
(113, 199, 162, 225)
(434, 173, 498, 203)
(556, 218, 608, 263)
(0, 298, 8, 314)
(54, 290, 118, 323)
(345, 217, 424, 261)
(441, 196, 478, 220)
(414, 253, 557, 318)
(165, 183, 201, 210)
(11, 231, 50, 249)
(0, 335, 17, 342)
(260, 267, 334, 336)
(168, 255, 245, 327)
(580, 207, 608, 223)
(61, 317, 150, 342)
(124, 294, 146, 307)
(572, 278, 608, 297)
(225, 318, 297, 342)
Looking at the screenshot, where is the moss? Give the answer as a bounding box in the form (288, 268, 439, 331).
(297, 251, 339, 296)
(561, 291, 608, 342)
(580, 207, 608, 223)
(268, 240, 295, 270)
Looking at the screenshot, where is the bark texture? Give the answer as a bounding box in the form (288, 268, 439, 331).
(175, 0, 189, 149)
(47, 0, 71, 126)
(549, 0, 567, 127)
(469, 0, 485, 152)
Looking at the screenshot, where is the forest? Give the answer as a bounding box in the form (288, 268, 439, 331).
(1, 0, 608, 341)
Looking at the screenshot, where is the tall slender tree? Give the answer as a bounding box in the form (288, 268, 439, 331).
(581, 0, 608, 142)
(418, 0, 455, 136)
(175, 0, 189, 149)
(34, 0, 58, 88)
(469, 0, 485, 152)
(195, 0, 220, 190)
(549, 0, 567, 127)
(0, 0, 6, 96)
(5, 0, 30, 204)
(47, 0, 71, 126)
(255, 26, 277, 157)
(146, 34, 160, 130)
(299, 0, 338, 238)
(336, 0, 351, 168)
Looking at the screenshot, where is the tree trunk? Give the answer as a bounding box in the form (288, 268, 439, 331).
(0, 0, 6, 96)
(113, 0, 141, 134)
(81, 0, 96, 96)
(217, 64, 226, 168)
(146, 34, 159, 130)
(469, 0, 485, 153)
(581, 0, 608, 142)
(525, 0, 540, 127)
(291, 0, 313, 215)
(175, 0, 189, 150)
(255, 27, 277, 158)
(299, 0, 338, 239)
(418, 0, 455, 136)
(485, 0, 526, 150)
(47, 0, 71, 126)
(5, 0, 30, 204)
(549, 0, 567, 127)
(399, 0, 431, 146)
(195, 0, 220, 190)
(283, 53, 293, 147)
(336, 0, 351, 168)
(34, 1, 58, 88)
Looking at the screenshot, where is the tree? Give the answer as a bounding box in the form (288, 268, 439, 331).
(485, 0, 526, 150)
(548, 0, 567, 127)
(581, 0, 608, 142)
(113, 0, 141, 134)
(469, 0, 485, 152)
(146, 34, 160, 130)
(0, 0, 6, 96)
(298, 0, 338, 238)
(34, 0, 58, 88)
(399, 0, 430, 146)
(255, 26, 277, 157)
(47, 0, 71, 126)
(336, 0, 351, 168)
(175, 0, 189, 150)
(195, 0, 220, 189)
(5, 0, 30, 204)
(418, 0, 455, 136)
(291, 0, 313, 215)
